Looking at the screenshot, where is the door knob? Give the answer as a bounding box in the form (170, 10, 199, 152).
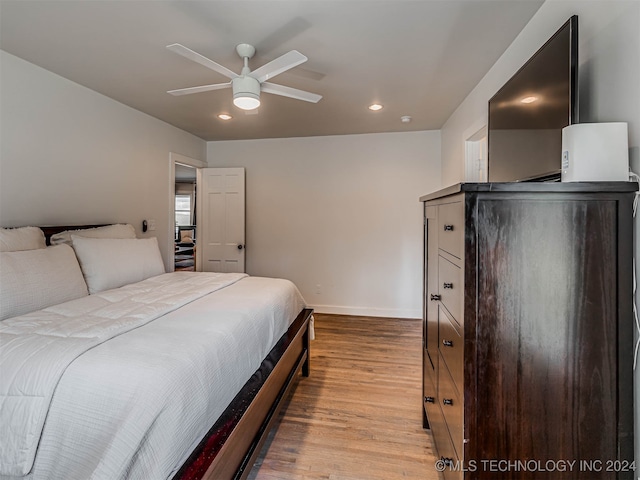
(237, 244, 244, 250)
(441, 457, 454, 467)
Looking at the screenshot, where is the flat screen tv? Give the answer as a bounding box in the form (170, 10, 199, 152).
(488, 15, 578, 182)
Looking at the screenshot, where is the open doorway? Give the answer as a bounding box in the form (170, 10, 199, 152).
(465, 126, 488, 182)
(169, 153, 206, 272)
(174, 163, 197, 271)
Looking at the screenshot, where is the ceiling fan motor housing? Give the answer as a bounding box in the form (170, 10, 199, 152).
(232, 76, 261, 110)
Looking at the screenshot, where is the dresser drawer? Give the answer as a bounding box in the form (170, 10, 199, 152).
(439, 354, 464, 461)
(438, 201, 464, 260)
(423, 350, 440, 435)
(438, 306, 463, 395)
(438, 255, 463, 326)
(423, 349, 436, 401)
(422, 348, 438, 388)
(426, 399, 461, 480)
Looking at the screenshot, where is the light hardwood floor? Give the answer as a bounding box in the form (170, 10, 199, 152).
(248, 313, 443, 480)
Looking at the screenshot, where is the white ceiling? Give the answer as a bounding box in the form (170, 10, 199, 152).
(0, 0, 543, 141)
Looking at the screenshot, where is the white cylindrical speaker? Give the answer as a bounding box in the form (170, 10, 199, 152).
(561, 122, 629, 182)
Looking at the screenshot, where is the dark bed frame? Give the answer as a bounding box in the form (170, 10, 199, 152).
(39, 225, 313, 480)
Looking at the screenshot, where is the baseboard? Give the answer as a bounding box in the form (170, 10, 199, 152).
(308, 304, 421, 320)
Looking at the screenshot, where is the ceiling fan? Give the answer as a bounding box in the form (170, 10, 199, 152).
(166, 43, 322, 110)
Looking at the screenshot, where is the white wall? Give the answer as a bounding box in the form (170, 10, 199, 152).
(439, 0, 640, 468)
(0, 51, 206, 269)
(207, 131, 441, 318)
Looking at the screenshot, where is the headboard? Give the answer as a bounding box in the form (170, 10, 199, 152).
(39, 225, 108, 246)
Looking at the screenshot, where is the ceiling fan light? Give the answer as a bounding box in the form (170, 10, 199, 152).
(233, 94, 261, 110)
(232, 76, 261, 110)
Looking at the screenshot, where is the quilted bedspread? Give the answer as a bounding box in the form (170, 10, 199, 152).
(0, 272, 247, 476)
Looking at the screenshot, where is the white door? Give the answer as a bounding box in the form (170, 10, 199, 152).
(197, 167, 245, 273)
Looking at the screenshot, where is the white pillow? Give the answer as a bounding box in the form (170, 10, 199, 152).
(0, 226, 46, 252)
(71, 236, 165, 294)
(0, 244, 89, 320)
(50, 224, 136, 245)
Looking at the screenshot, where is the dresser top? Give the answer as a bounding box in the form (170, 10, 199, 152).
(419, 181, 639, 202)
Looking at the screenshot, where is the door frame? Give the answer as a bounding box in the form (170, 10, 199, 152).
(463, 118, 488, 183)
(169, 152, 206, 271)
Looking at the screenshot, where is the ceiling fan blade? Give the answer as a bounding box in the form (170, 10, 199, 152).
(167, 82, 231, 96)
(251, 50, 308, 83)
(261, 82, 322, 103)
(167, 44, 238, 80)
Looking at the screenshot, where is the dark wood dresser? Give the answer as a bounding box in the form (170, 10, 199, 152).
(420, 182, 637, 480)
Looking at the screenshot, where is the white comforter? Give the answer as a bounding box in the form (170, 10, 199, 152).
(0, 272, 306, 480)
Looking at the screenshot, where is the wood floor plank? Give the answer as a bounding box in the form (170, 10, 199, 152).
(248, 314, 443, 480)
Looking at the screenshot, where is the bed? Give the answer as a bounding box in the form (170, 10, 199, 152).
(0, 224, 312, 480)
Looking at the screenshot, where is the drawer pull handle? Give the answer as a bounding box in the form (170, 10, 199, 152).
(442, 339, 453, 347)
(443, 282, 453, 289)
(424, 396, 435, 403)
(441, 457, 454, 467)
(443, 398, 454, 406)
(443, 224, 454, 231)
(430, 294, 441, 301)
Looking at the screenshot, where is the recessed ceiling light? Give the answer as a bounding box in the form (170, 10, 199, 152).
(218, 114, 232, 120)
(369, 104, 383, 111)
(520, 96, 538, 104)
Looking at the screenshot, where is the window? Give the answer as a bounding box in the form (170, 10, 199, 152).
(175, 194, 192, 226)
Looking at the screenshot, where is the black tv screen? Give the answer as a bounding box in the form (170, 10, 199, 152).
(488, 16, 578, 182)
